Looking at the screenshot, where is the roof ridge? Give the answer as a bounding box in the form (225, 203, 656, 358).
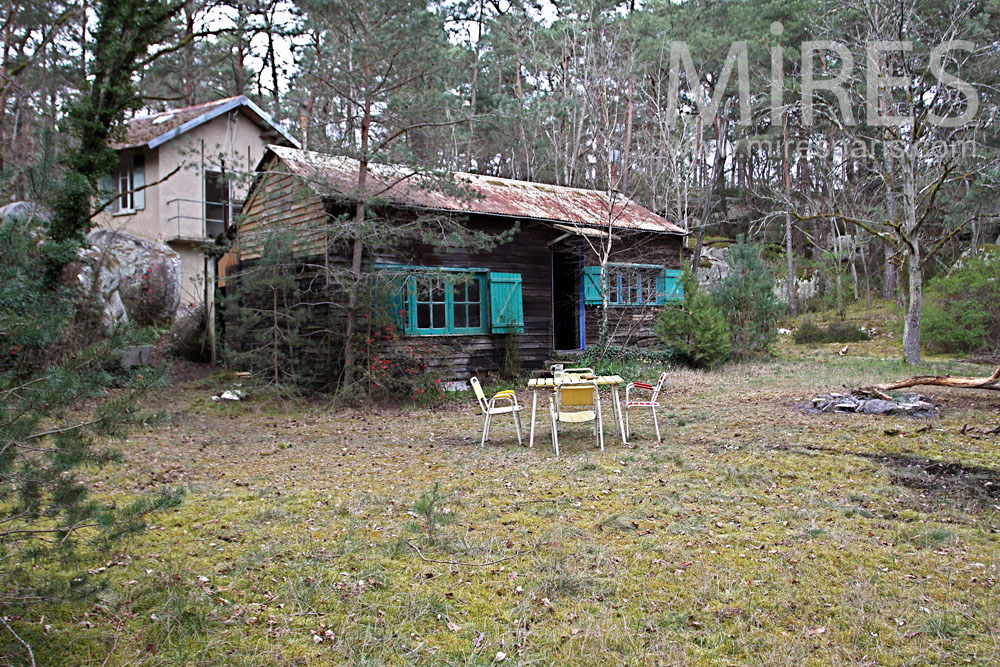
(127, 95, 242, 123)
(264, 145, 684, 234)
(270, 146, 636, 203)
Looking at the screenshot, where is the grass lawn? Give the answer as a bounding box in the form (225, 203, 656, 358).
(13, 352, 1000, 666)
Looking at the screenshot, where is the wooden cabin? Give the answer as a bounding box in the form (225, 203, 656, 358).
(219, 146, 687, 381)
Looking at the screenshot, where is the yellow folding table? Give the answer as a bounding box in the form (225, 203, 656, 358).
(526, 374, 626, 448)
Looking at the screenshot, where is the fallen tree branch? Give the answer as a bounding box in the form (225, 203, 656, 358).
(869, 366, 1000, 392)
(0, 615, 36, 667)
(406, 540, 535, 567)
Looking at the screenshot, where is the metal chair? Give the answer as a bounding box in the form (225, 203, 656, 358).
(470, 377, 523, 447)
(549, 381, 603, 456)
(624, 371, 668, 442)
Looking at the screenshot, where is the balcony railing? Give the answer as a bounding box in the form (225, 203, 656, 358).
(165, 197, 242, 243)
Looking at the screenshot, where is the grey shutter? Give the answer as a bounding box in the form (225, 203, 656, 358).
(132, 153, 145, 210)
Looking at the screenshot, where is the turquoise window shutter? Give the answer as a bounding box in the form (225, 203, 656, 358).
(657, 269, 684, 304)
(132, 154, 145, 210)
(387, 276, 410, 334)
(488, 272, 524, 333)
(582, 265, 603, 305)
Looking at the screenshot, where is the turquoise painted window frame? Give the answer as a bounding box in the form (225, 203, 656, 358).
(584, 263, 671, 307)
(376, 264, 489, 336)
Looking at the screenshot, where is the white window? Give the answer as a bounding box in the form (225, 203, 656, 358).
(102, 153, 145, 213)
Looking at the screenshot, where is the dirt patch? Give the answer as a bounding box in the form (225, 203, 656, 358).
(788, 443, 1000, 509)
(870, 453, 1000, 506)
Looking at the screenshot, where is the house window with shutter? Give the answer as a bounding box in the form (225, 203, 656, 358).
(101, 153, 145, 213)
(378, 266, 523, 335)
(583, 264, 683, 306)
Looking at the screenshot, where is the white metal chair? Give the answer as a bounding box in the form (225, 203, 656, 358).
(549, 381, 603, 456)
(624, 371, 668, 442)
(470, 377, 523, 447)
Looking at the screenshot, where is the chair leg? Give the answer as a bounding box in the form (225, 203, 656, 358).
(480, 414, 490, 448)
(513, 409, 523, 446)
(652, 406, 661, 443)
(597, 402, 605, 452)
(624, 405, 630, 441)
(549, 399, 559, 457)
(485, 412, 493, 441)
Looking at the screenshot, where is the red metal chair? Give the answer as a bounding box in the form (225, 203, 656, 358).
(624, 371, 668, 442)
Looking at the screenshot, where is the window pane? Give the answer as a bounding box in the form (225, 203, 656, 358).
(643, 271, 657, 302)
(467, 280, 480, 303)
(417, 277, 431, 302)
(455, 305, 467, 328)
(119, 163, 131, 209)
(432, 303, 446, 328)
(431, 280, 445, 303)
(453, 282, 467, 304)
(417, 303, 431, 329)
(469, 305, 481, 328)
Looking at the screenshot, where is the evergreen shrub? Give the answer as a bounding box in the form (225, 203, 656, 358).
(923, 251, 1000, 354)
(654, 270, 731, 368)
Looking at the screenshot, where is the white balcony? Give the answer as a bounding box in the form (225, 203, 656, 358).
(165, 197, 242, 244)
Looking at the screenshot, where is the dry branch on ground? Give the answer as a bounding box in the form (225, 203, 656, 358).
(867, 366, 1000, 392)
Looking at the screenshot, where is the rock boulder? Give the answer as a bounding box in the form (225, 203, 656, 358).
(68, 229, 182, 328)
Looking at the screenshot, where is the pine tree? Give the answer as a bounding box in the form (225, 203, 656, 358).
(712, 237, 784, 358)
(1, 210, 182, 664)
(223, 228, 309, 389)
(655, 270, 731, 368)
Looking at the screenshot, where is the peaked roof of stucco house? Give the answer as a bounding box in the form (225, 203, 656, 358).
(257, 145, 686, 235)
(112, 95, 300, 151)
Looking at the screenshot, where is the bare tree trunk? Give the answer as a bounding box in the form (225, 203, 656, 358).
(298, 96, 313, 151)
(342, 90, 372, 387)
(182, 6, 195, 105)
(465, 0, 483, 172)
(902, 159, 921, 364)
(621, 66, 634, 191)
(691, 109, 729, 273)
(883, 248, 897, 299)
(783, 111, 797, 315)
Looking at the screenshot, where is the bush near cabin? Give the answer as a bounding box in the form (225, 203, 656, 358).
(712, 237, 784, 359)
(655, 270, 731, 368)
(922, 250, 1000, 355)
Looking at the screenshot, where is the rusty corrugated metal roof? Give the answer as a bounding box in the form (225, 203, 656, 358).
(265, 145, 686, 235)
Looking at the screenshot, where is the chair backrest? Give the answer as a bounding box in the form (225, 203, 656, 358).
(564, 367, 596, 377)
(469, 376, 489, 413)
(650, 371, 668, 400)
(556, 382, 598, 409)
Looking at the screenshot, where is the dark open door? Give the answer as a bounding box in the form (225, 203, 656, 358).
(552, 246, 581, 351)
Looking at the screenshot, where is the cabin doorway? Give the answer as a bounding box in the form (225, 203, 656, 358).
(552, 247, 582, 351)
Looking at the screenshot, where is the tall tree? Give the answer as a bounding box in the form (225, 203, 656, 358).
(800, 0, 1000, 363)
(291, 0, 485, 387)
(50, 0, 184, 248)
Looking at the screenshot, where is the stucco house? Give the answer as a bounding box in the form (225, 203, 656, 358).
(95, 95, 299, 306)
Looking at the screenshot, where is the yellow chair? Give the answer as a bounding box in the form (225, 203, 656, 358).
(549, 381, 603, 456)
(470, 377, 523, 447)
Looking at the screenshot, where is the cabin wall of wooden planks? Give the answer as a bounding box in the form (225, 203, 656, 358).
(221, 179, 686, 381)
(580, 232, 686, 348)
(217, 154, 331, 284)
(374, 213, 555, 378)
